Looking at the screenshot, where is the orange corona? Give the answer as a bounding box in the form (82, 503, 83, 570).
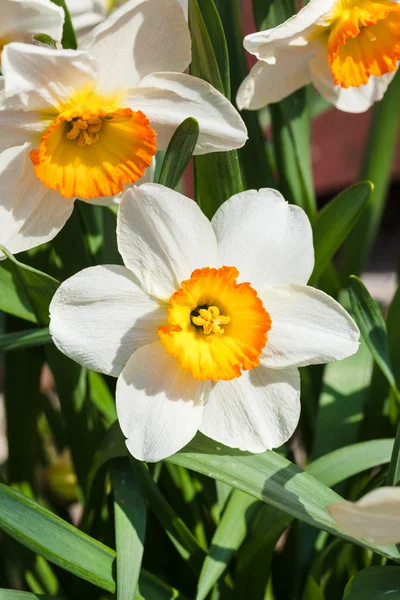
(159, 266, 272, 382)
(30, 92, 157, 200)
(327, 0, 400, 87)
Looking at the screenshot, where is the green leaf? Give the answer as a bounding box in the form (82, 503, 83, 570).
(0, 327, 50, 352)
(0, 260, 37, 323)
(216, 0, 275, 190)
(307, 439, 394, 485)
(312, 330, 373, 458)
(4, 322, 42, 487)
(112, 458, 147, 600)
(130, 459, 206, 574)
(166, 434, 400, 560)
(158, 118, 199, 189)
(340, 71, 400, 280)
(234, 504, 291, 599)
(196, 490, 260, 600)
(193, 0, 230, 99)
(0, 247, 59, 327)
(252, 0, 296, 29)
(270, 88, 316, 219)
(88, 370, 117, 427)
(348, 275, 399, 396)
(137, 571, 191, 600)
(343, 566, 400, 599)
(189, 0, 243, 218)
(50, 0, 77, 49)
(0, 483, 116, 592)
(310, 182, 373, 286)
(0, 593, 64, 600)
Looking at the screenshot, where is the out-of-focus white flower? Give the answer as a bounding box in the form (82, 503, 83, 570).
(66, 0, 188, 38)
(0, 0, 246, 256)
(50, 184, 359, 462)
(0, 0, 64, 55)
(237, 0, 400, 113)
(328, 487, 400, 544)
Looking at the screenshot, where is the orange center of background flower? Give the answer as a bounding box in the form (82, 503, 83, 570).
(327, 0, 400, 87)
(158, 266, 271, 382)
(30, 105, 156, 200)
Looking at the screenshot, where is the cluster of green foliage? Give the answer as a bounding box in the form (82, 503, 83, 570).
(1, 1, 400, 599)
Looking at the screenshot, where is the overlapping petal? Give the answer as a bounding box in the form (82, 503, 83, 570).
(50, 265, 166, 377)
(1, 43, 98, 112)
(81, 0, 191, 92)
(200, 366, 300, 452)
(237, 47, 313, 110)
(309, 46, 397, 113)
(258, 284, 360, 368)
(328, 488, 400, 544)
(129, 72, 248, 153)
(117, 184, 218, 300)
(243, 0, 335, 60)
(212, 189, 314, 288)
(0, 143, 74, 257)
(117, 341, 207, 462)
(0, 0, 64, 43)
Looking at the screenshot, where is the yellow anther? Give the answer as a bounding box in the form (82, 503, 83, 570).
(67, 116, 103, 147)
(191, 305, 231, 335)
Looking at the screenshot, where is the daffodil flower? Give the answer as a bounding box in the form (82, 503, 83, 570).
(237, 0, 400, 113)
(0, 0, 246, 256)
(328, 487, 400, 544)
(49, 184, 360, 462)
(0, 0, 64, 60)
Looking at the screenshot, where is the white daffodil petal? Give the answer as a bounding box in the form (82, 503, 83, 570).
(0, 108, 52, 153)
(50, 265, 166, 377)
(200, 366, 300, 452)
(259, 284, 360, 368)
(177, 0, 188, 19)
(309, 47, 398, 113)
(117, 341, 207, 462)
(0, 0, 64, 42)
(212, 189, 314, 288)
(129, 72, 247, 153)
(117, 184, 218, 300)
(82, 0, 191, 92)
(328, 488, 400, 545)
(0, 143, 74, 257)
(84, 156, 156, 206)
(2, 43, 98, 111)
(243, 0, 335, 59)
(236, 50, 313, 110)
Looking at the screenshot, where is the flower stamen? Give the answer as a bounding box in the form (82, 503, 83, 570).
(191, 305, 231, 335)
(67, 116, 104, 147)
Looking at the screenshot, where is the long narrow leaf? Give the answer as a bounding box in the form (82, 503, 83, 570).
(349, 275, 399, 397)
(0, 483, 116, 592)
(310, 182, 372, 285)
(167, 434, 400, 560)
(112, 458, 147, 600)
(0, 328, 51, 352)
(158, 118, 199, 189)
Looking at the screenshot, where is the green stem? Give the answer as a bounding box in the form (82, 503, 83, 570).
(340, 72, 400, 281)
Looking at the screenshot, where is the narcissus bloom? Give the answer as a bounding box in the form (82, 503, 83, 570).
(50, 184, 359, 462)
(0, 0, 246, 256)
(0, 0, 64, 59)
(237, 0, 400, 113)
(328, 487, 400, 544)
